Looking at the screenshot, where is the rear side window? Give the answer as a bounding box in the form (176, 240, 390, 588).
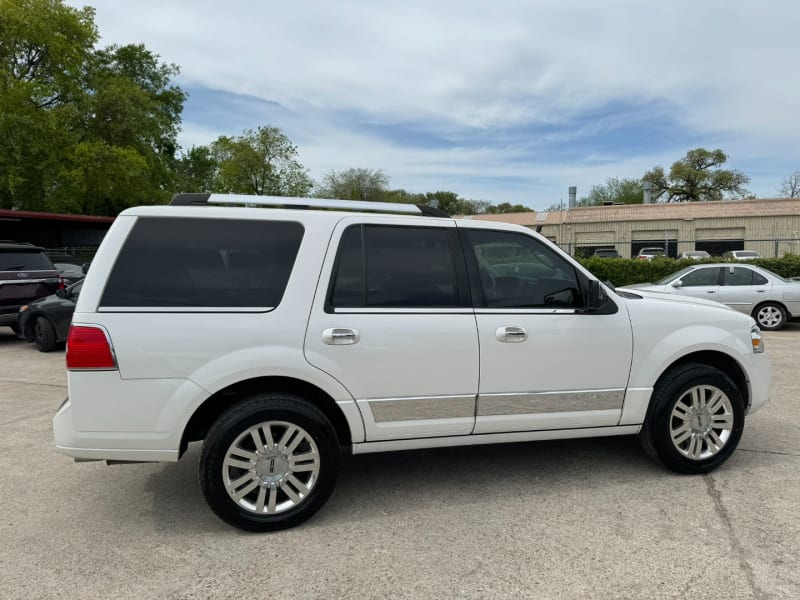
(101, 217, 304, 309)
(0, 251, 54, 271)
(329, 225, 460, 308)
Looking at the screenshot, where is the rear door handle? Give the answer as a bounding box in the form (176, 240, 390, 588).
(322, 328, 359, 345)
(496, 326, 528, 343)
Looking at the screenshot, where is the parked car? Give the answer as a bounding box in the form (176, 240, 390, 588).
(636, 247, 667, 260)
(723, 250, 761, 261)
(0, 242, 62, 335)
(54, 262, 85, 286)
(54, 194, 770, 532)
(592, 248, 620, 259)
(19, 280, 82, 351)
(679, 251, 711, 260)
(623, 263, 800, 330)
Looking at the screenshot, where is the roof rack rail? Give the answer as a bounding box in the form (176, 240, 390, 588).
(169, 193, 450, 218)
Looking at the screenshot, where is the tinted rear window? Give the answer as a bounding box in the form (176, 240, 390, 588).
(0, 251, 54, 271)
(101, 217, 304, 308)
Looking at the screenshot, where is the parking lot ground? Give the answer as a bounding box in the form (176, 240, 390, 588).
(0, 326, 798, 599)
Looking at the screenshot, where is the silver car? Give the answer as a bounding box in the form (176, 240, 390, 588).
(624, 263, 800, 330)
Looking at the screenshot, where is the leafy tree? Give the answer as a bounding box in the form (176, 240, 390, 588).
(484, 202, 533, 214)
(777, 171, 800, 198)
(642, 148, 750, 202)
(174, 145, 217, 193)
(210, 127, 313, 196)
(579, 178, 642, 206)
(315, 168, 389, 201)
(0, 0, 187, 214)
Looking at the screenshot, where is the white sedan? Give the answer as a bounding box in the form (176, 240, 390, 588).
(624, 263, 800, 330)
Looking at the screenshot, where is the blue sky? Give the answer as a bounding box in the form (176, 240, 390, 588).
(73, 1, 800, 210)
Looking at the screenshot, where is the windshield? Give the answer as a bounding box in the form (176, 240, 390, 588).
(655, 266, 694, 285)
(0, 251, 54, 271)
(737, 251, 759, 257)
(641, 248, 665, 255)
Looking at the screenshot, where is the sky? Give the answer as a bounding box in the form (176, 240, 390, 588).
(71, 1, 800, 210)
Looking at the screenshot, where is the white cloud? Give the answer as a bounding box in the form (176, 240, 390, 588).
(71, 0, 800, 207)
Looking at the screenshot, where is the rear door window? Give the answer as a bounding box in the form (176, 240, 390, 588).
(329, 225, 462, 308)
(100, 217, 304, 309)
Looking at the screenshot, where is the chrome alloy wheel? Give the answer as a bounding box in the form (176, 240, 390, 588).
(222, 421, 320, 514)
(757, 305, 783, 328)
(670, 385, 734, 460)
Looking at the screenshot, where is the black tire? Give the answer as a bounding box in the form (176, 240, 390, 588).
(199, 392, 340, 532)
(752, 302, 787, 331)
(640, 363, 745, 474)
(34, 317, 57, 352)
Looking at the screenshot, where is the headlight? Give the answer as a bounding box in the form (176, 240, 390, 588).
(750, 326, 764, 354)
(19, 305, 28, 313)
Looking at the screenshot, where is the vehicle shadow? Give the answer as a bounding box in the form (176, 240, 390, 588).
(140, 435, 661, 533)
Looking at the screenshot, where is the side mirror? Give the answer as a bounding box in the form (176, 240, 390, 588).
(587, 280, 607, 309)
(55, 289, 66, 299)
(81, 263, 90, 274)
(670, 279, 683, 288)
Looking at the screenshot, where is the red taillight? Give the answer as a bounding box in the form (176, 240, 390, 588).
(66, 325, 117, 370)
(58, 276, 65, 290)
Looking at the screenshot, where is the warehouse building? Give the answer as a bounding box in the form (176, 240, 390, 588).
(462, 198, 800, 258)
(0, 209, 114, 251)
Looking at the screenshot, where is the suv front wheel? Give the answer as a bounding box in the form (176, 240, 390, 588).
(640, 363, 744, 474)
(199, 392, 340, 531)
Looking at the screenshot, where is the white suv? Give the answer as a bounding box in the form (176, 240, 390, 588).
(54, 194, 771, 531)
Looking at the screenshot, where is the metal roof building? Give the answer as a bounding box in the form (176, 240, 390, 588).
(461, 198, 800, 258)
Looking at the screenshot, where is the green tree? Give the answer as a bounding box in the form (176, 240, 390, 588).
(211, 127, 312, 196)
(174, 145, 217, 193)
(643, 148, 750, 202)
(579, 177, 642, 206)
(484, 202, 533, 214)
(315, 168, 389, 201)
(0, 0, 186, 214)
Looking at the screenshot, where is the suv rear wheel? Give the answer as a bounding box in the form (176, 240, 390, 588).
(199, 392, 340, 531)
(641, 363, 744, 474)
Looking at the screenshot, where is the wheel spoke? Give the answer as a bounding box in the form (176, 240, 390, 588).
(250, 429, 265, 452)
(672, 401, 692, 421)
(229, 447, 257, 462)
(287, 474, 310, 496)
(706, 390, 725, 414)
(708, 430, 725, 450)
(254, 484, 267, 513)
(261, 424, 275, 451)
(671, 424, 692, 445)
(712, 413, 734, 430)
(688, 434, 703, 459)
(277, 425, 298, 452)
(232, 478, 260, 501)
(281, 480, 302, 504)
(690, 388, 702, 410)
(267, 485, 278, 513)
(223, 457, 254, 470)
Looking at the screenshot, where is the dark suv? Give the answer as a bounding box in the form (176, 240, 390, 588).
(0, 243, 61, 334)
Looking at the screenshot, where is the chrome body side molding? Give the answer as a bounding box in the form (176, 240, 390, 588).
(352, 425, 642, 454)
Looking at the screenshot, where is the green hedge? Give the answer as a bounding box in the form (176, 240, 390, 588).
(577, 254, 800, 287)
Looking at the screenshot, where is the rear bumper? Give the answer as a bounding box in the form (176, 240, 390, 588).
(53, 396, 180, 462)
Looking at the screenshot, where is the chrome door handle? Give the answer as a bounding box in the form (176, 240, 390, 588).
(496, 326, 528, 343)
(322, 328, 359, 345)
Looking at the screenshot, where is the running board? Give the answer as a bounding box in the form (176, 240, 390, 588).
(351, 425, 641, 454)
